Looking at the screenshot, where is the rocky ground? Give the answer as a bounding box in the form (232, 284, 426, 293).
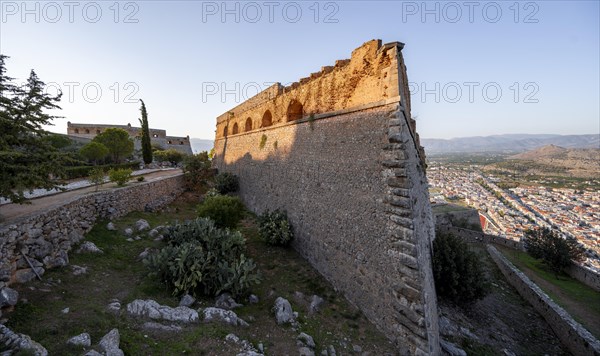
(0, 192, 573, 355)
(438, 244, 569, 356)
(0, 192, 395, 355)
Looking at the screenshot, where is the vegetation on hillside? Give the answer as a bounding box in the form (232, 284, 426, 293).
(433, 232, 487, 304)
(523, 228, 585, 276)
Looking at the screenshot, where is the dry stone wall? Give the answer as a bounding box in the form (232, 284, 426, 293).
(213, 40, 438, 355)
(0, 174, 184, 288)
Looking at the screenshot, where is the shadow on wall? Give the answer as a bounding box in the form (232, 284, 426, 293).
(214, 103, 435, 354)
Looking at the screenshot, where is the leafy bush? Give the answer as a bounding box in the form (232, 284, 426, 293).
(88, 168, 106, 191)
(137, 176, 145, 182)
(144, 218, 260, 297)
(197, 195, 245, 229)
(215, 172, 239, 194)
(433, 232, 487, 304)
(205, 188, 220, 198)
(154, 148, 184, 166)
(183, 152, 213, 191)
(524, 228, 585, 276)
(258, 209, 294, 246)
(108, 168, 132, 186)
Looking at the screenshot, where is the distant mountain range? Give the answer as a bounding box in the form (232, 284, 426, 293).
(190, 138, 214, 153)
(422, 134, 599, 154)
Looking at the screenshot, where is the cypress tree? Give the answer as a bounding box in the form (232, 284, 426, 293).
(139, 99, 152, 164)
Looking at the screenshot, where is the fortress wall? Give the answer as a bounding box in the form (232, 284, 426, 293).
(213, 40, 438, 354)
(0, 174, 184, 289)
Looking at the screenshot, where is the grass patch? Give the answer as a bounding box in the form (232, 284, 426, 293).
(497, 246, 600, 337)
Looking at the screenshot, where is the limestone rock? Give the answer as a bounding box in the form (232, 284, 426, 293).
(107, 300, 121, 314)
(0, 324, 48, 356)
(124, 228, 133, 236)
(126, 299, 199, 323)
(148, 228, 160, 238)
(99, 329, 124, 356)
(137, 247, 152, 261)
(299, 346, 315, 356)
(440, 340, 467, 356)
(309, 295, 325, 314)
(215, 293, 242, 309)
(43, 252, 68, 269)
(15, 267, 44, 283)
(273, 297, 295, 324)
(0, 287, 18, 307)
(142, 322, 182, 332)
(71, 265, 88, 276)
(248, 294, 259, 304)
(203, 307, 248, 326)
(67, 332, 91, 347)
(84, 351, 103, 356)
(135, 219, 150, 232)
(352, 344, 362, 353)
(179, 294, 196, 307)
(297, 332, 316, 349)
(106, 222, 116, 231)
(77, 241, 103, 254)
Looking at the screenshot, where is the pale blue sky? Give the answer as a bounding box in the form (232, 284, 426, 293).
(0, 0, 598, 139)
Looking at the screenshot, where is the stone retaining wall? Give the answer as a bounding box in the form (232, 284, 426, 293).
(487, 245, 600, 356)
(0, 174, 185, 289)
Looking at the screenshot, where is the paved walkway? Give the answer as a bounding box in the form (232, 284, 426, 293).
(0, 169, 183, 223)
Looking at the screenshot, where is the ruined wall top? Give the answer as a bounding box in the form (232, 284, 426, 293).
(215, 39, 412, 138)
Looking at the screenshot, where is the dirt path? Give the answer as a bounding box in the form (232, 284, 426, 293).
(0, 169, 182, 223)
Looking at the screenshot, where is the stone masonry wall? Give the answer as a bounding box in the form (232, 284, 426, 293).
(488, 245, 600, 356)
(213, 40, 439, 354)
(0, 174, 184, 288)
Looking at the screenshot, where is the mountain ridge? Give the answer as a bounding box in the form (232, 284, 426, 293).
(422, 134, 599, 153)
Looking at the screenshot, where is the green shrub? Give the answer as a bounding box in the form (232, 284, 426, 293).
(63, 162, 139, 180)
(259, 134, 267, 149)
(258, 209, 294, 246)
(144, 218, 260, 297)
(524, 228, 585, 276)
(88, 168, 106, 191)
(215, 172, 239, 194)
(197, 195, 245, 229)
(205, 188, 220, 198)
(137, 176, 145, 182)
(108, 168, 132, 186)
(183, 152, 213, 191)
(433, 232, 487, 304)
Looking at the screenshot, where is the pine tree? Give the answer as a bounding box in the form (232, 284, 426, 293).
(0, 55, 67, 204)
(139, 99, 152, 165)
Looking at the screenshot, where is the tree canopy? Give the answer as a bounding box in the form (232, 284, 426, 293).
(80, 141, 109, 164)
(92, 128, 134, 163)
(524, 228, 585, 276)
(0, 55, 68, 204)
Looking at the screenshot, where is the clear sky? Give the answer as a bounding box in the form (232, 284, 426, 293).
(1, 0, 598, 139)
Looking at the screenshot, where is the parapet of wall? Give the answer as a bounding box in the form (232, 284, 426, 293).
(488, 245, 600, 356)
(213, 40, 438, 354)
(0, 174, 184, 288)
